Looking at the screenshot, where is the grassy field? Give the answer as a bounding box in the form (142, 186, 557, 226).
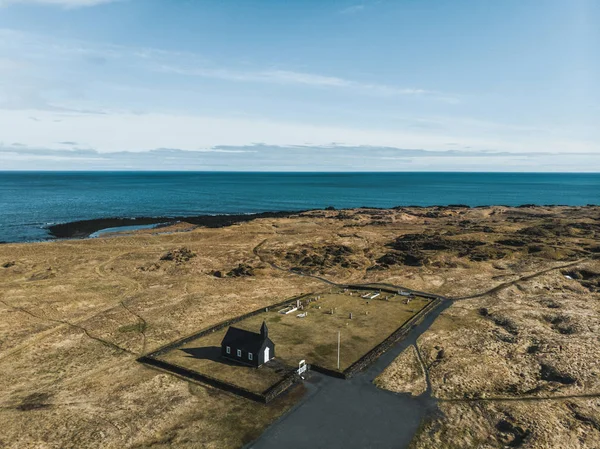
(3, 205, 594, 448)
(157, 288, 430, 392)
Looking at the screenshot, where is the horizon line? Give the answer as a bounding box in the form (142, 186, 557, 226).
(1, 170, 600, 175)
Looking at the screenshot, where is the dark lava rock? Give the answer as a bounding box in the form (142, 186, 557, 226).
(543, 314, 578, 334)
(540, 363, 576, 385)
(284, 245, 358, 272)
(497, 238, 529, 247)
(527, 245, 544, 254)
(386, 234, 486, 259)
(2, 261, 15, 268)
(334, 212, 353, 220)
(556, 325, 577, 335)
(467, 246, 507, 262)
(539, 298, 561, 309)
(387, 233, 450, 251)
(227, 264, 255, 277)
(563, 269, 600, 291)
(518, 221, 600, 239)
(435, 348, 445, 360)
(48, 211, 299, 239)
(490, 314, 519, 335)
(160, 247, 196, 264)
(376, 252, 427, 267)
(212, 270, 223, 278)
(564, 269, 598, 280)
(495, 418, 531, 447)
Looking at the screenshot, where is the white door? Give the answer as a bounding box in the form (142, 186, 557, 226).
(264, 347, 270, 363)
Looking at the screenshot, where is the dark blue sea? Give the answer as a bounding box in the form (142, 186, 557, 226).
(0, 172, 598, 243)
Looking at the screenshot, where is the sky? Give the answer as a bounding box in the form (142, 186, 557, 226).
(0, 0, 598, 171)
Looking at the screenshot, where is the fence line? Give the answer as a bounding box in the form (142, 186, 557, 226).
(138, 285, 445, 402)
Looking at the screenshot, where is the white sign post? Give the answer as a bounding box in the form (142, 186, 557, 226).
(297, 359, 307, 376)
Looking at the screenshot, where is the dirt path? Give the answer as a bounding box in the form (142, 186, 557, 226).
(441, 392, 600, 403)
(455, 259, 587, 300)
(0, 299, 135, 356)
(120, 300, 148, 355)
(94, 252, 142, 294)
(414, 342, 432, 396)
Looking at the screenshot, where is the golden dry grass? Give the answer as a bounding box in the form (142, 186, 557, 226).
(0, 221, 322, 449)
(0, 205, 598, 448)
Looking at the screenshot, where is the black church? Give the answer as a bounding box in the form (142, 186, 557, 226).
(221, 321, 275, 367)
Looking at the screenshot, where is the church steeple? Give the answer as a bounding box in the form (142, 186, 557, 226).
(260, 320, 268, 339)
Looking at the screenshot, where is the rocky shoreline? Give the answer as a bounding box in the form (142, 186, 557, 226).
(46, 210, 303, 239)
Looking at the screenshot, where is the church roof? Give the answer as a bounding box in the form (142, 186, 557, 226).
(221, 325, 271, 353)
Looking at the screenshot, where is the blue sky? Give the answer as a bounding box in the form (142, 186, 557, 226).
(0, 0, 598, 171)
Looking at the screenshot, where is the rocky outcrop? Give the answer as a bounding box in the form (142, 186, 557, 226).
(160, 247, 196, 264)
(226, 263, 255, 277)
(284, 245, 359, 273)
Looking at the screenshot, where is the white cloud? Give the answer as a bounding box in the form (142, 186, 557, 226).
(2, 144, 598, 172)
(0, 0, 118, 7)
(340, 4, 365, 14)
(0, 28, 443, 104)
(1, 108, 597, 157)
(157, 65, 432, 97)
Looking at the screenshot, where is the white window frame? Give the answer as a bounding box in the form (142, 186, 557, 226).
(237, 349, 242, 357)
(226, 346, 231, 354)
(248, 353, 253, 361)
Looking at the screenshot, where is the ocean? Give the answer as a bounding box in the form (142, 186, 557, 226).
(0, 171, 598, 243)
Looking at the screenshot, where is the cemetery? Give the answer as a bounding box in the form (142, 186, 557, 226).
(141, 286, 436, 401)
